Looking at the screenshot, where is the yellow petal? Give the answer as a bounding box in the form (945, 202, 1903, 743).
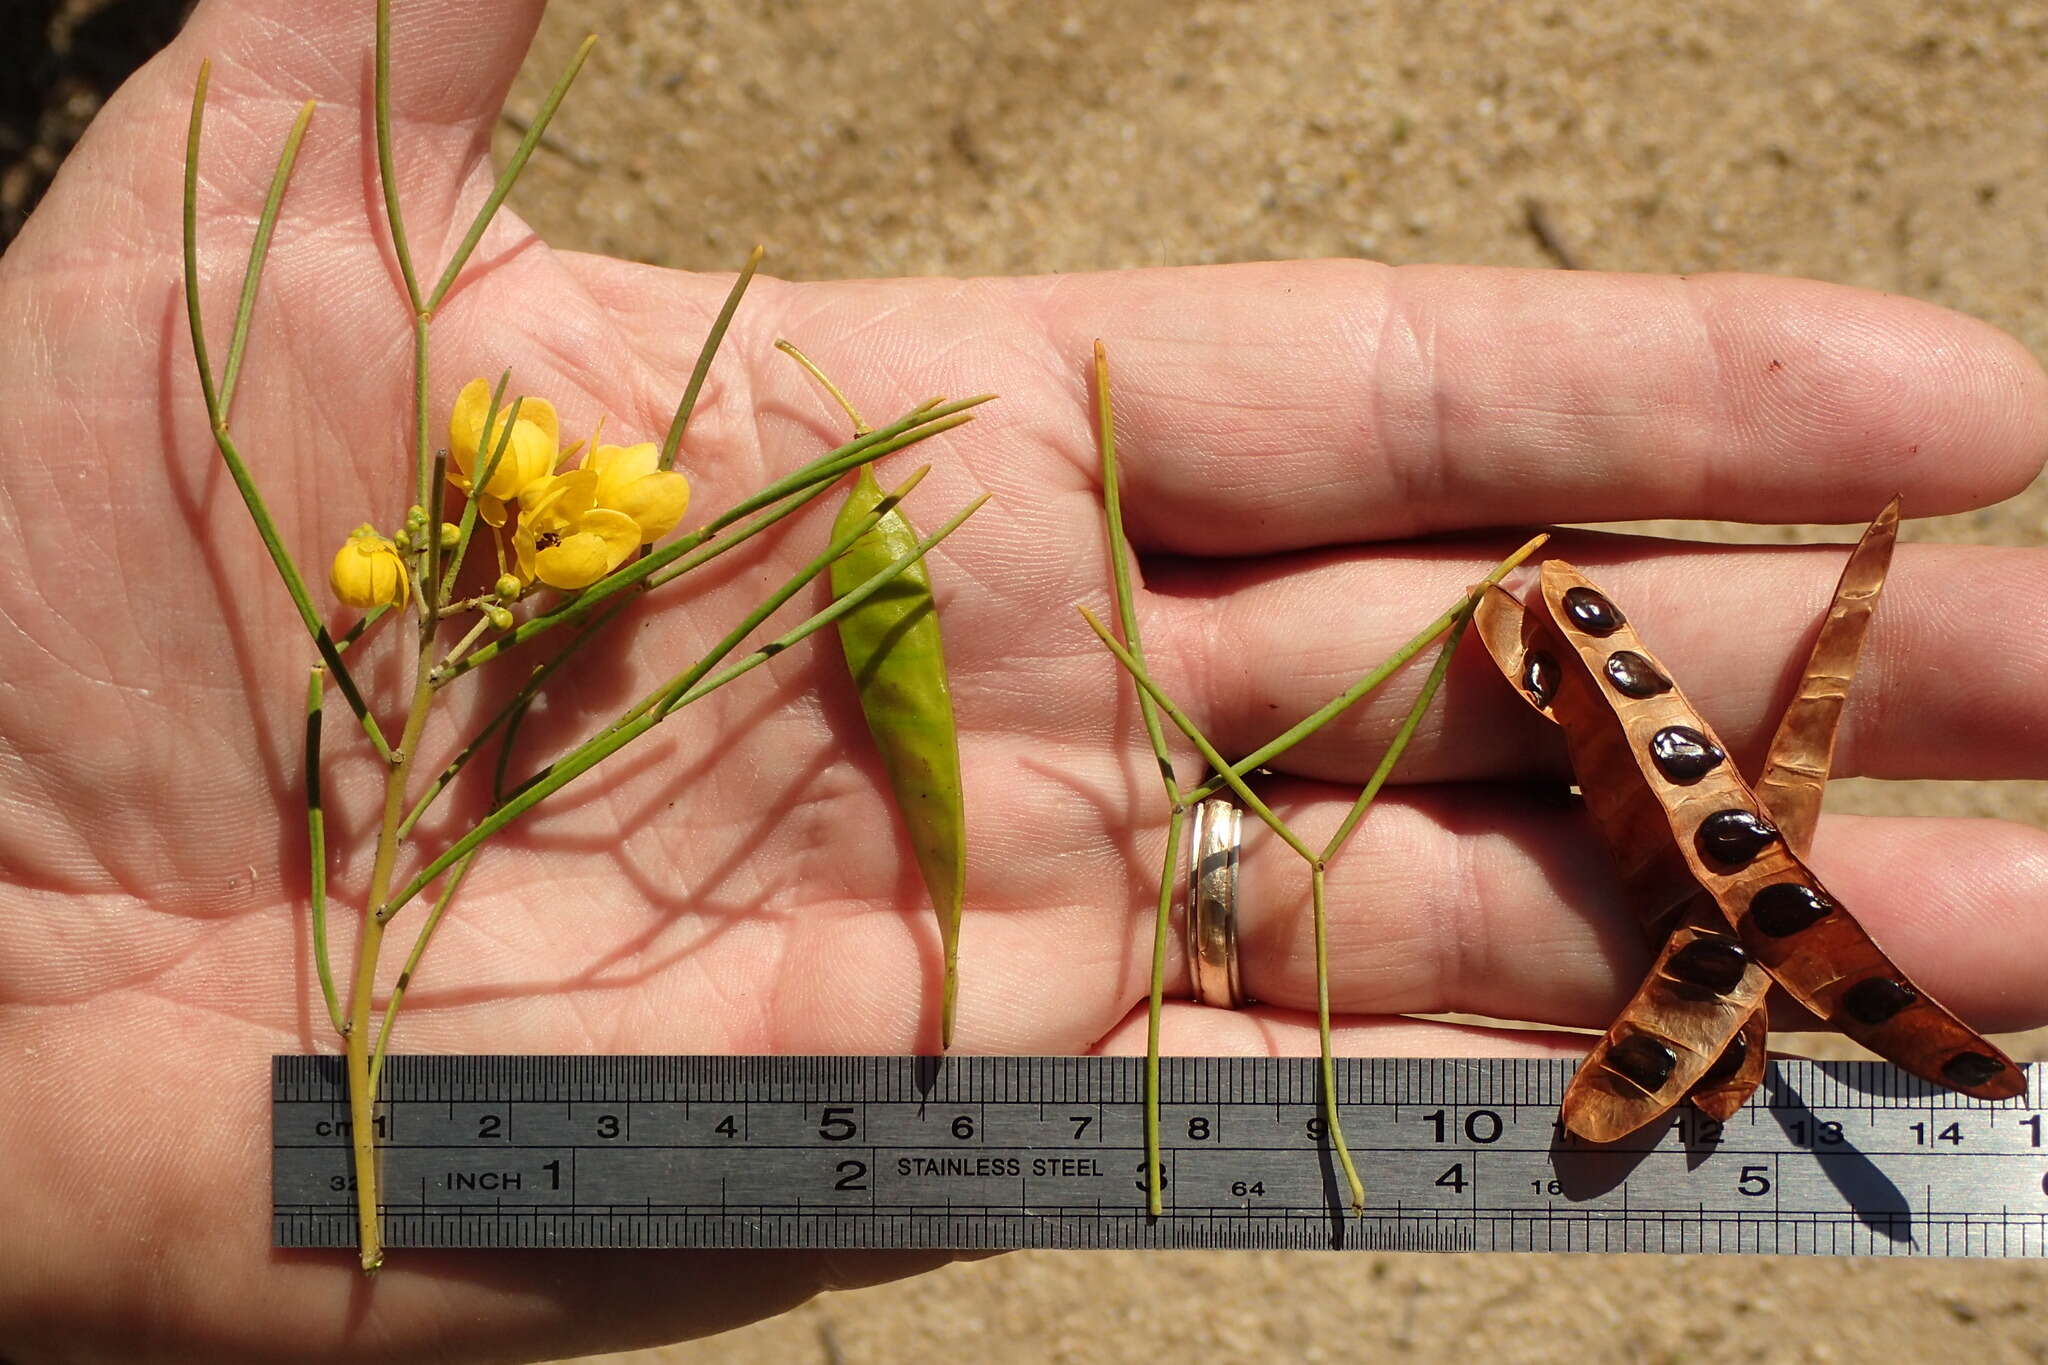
(518, 395, 559, 453)
(589, 442, 661, 506)
(512, 520, 539, 583)
(611, 470, 690, 543)
(528, 468, 599, 524)
(534, 532, 612, 589)
(577, 507, 644, 572)
(478, 418, 557, 502)
(448, 378, 493, 474)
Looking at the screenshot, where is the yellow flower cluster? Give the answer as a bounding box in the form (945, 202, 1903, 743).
(327, 379, 692, 607)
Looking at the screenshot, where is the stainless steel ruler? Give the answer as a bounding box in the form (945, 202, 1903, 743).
(272, 1054, 2046, 1257)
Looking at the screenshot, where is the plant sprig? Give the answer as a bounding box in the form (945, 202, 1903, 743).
(1086, 343, 1545, 1217)
(184, 4, 992, 1275)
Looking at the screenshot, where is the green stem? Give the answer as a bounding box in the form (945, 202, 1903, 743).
(1144, 805, 1183, 1218)
(304, 667, 344, 1036)
(343, 640, 437, 1273)
(436, 399, 987, 682)
(383, 494, 987, 921)
(1320, 613, 1472, 862)
(218, 100, 314, 417)
(366, 851, 477, 1097)
(337, 606, 390, 653)
(662, 245, 764, 471)
(1312, 865, 1367, 1213)
(1180, 533, 1547, 803)
(1079, 608, 1316, 863)
(373, 0, 423, 313)
(435, 612, 495, 675)
(425, 34, 598, 311)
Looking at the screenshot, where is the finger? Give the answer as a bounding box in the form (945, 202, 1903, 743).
(1091, 999, 1591, 1060)
(1035, 261, 2048, 553)
(179, 0, 548, 133)
(1144, 533, 2048, 783)
(1221, 781, 2048, 1036)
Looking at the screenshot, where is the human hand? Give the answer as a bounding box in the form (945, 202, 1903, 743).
(4, 0, 2046, 1360)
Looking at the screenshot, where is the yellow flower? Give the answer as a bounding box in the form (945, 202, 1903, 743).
(447, 378, 560, 525)
(511, 470, 641, 590)
(585, 440, 690, 544)
(328, 524, 409, 610)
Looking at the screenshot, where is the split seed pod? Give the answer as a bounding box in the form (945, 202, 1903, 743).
(1474, 503, 2024, 1141)
(831, 465, 967, 1048)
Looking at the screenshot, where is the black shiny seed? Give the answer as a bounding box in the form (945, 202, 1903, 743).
(1664, 937, 1751, 995)
(1942, 1052, 2007, 1088)
(1840, 977, 1918, 1027)
(1562, 586, 1625, 635)
(1522, 650, 1560, 708)
(1749, 882, 1833, 937)
(1698, 809, 1779, 866)
(1603, 650, 1671, 698)
(1603, 1033, 1678, 1093)
(1650, 726, 1725, 783)
(1699, 1030, 1749, 1085)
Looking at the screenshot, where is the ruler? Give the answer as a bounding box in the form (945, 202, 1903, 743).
(273, 1054, 2045, 1257)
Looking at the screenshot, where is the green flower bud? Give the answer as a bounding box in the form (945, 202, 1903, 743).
(438, 522, 461, 549)
(493, 574, 523, 602)
(486, 605, 515, 631)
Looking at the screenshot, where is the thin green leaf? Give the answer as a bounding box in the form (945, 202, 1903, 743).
(1320, 613, 1471, 862)
(1180, 532, 1547, 803)
(662, 245, 764, 471)
(218, 100, 314, 417)
(373, 0, 423, 312)
(366, 850, 477, 1097)
(426, 34, 598, 311)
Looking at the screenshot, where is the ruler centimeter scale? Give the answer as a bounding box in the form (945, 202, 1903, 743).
(273, 1054, 2046, 1257)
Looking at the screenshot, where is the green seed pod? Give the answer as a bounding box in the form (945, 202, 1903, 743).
(830, 464, 966, 1048)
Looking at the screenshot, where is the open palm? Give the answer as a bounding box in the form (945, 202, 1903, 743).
(5, 1, 2048, 1360)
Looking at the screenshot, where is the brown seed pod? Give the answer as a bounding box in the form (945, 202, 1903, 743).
(1474, 503, 2025, 1141)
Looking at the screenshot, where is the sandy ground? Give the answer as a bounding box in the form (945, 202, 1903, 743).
(489, 4, 2048, 1362)
(14, 2, 2046, 1361)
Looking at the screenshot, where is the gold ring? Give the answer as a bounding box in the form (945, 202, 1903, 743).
(1186, 795, 1246, 1008)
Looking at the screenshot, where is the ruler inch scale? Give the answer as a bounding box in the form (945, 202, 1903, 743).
(272, 1054, 2046, 1257)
